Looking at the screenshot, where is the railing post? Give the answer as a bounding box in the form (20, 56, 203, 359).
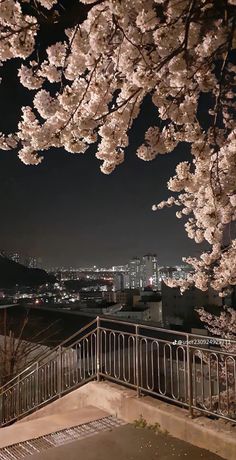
(35, 362, 39, 407)
(58, 346, 62, 397)
(0, 392, 2, 426)
(187, 335, 193, 417)
(16, 375, 20, 418)
(135, 325, 140, 397)
(97, 316, 100, 381)
(0, 391, 4, 426)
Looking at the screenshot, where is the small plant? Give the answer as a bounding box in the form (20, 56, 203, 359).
(133, 415, 147, 429)
(148, 422, 161, 433)
(133, 416, 169, 435)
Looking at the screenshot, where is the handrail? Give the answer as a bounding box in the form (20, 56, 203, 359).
(0, 315, 171, 392)
(0, 316, 235, 426)
(98, 316, 236, 343)
(0, 325, 98, 425)
(0, 327, 98, 395)
(1, 315, 235, 393)
(36, 317, 98, 363)
(0, 317, 98, 392)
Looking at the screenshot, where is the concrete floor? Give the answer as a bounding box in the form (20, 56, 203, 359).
(0, 407, 109, 448)
(26, 424, 224, 460)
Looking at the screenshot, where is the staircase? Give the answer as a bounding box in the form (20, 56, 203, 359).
(0, 317, 99, 426)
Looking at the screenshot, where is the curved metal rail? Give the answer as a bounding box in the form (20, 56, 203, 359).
(0, 317, 235, 426)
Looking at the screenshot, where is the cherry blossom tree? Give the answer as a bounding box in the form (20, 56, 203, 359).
(0, 0, 235, 298)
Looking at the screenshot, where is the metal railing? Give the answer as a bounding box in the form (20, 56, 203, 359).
(0, 317, 235, 426)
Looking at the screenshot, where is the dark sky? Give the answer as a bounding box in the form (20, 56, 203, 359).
(0, 63, 200, 269)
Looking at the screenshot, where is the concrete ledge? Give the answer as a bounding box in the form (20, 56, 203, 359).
(17, 389, 89, 423)
(77, 381, 236, 460)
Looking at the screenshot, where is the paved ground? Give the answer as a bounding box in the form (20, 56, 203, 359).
(0, 407, 109, 448)
(27, 424, 224, 460)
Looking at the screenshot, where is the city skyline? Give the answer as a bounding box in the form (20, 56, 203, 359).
(1, 245, 195, 272)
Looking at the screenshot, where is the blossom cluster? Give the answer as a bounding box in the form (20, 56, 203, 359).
(196, 305, 236, 413)
(197, 306, 236, 353)
(0, 1, 37, 61)
(0, 0, 235, 296)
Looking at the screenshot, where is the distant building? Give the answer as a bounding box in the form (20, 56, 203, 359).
(108, 288, 162, 324)
(79, 291, 103, 302)
(114, 289, 139, 306)
(144, 301, 162, 323)
(134, 288, 162, 323)
(161, 282, 222, 327)
(172, 265, 192, 280)
(114, 273, 125, 291)
(127, 255, 159, 290)
(102, 291, 115, 303)
(112, 265, 127, 272)
(140, 254, 158, 289)
(113, 272, 129, 291)
(114, 290, 130, 305)
(159, 266, 177, 282)
(109, 309, 149, 322)
(159, 265, 192, 284)
(60, 270, 80, 281)
(123, 273, 130, 289)
(128, 258, 141, 289)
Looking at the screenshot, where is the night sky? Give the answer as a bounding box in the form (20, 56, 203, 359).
(0, 63, 200, 269)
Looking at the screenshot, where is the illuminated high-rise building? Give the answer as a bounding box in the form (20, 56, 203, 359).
(140, 254, 158, 289)
(128, 257, 141, 289)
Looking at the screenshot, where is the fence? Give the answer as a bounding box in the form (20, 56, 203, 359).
(0, 316, 235, 426)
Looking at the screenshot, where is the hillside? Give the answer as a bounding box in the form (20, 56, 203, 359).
(0, 256, 56, 288)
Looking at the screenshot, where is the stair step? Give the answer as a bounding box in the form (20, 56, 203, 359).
(0, 415, 126, 459)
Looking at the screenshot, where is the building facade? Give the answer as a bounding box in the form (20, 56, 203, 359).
(128, 258, 141, 289)
(161, 282, 222, 327)
(140, 254, 158, 289)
